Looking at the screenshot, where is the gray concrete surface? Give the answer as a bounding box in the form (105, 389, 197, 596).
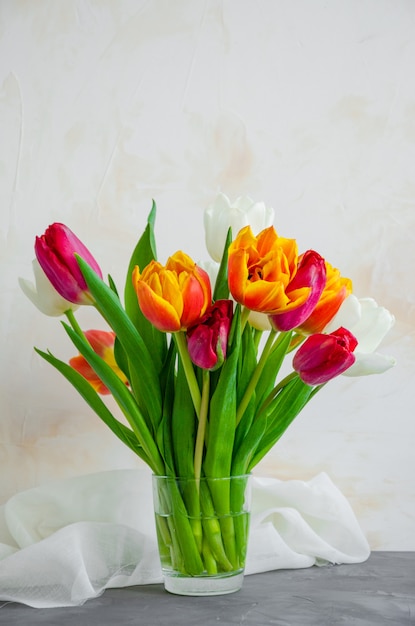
(1, 552, 414, 625)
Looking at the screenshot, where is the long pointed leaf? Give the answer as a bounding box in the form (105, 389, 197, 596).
(34, 348, 151, 465)
(76, 256, 162, 431)
(213, 227, 232, 301)
(248, 376, 314, 470)
(124, 201, 167, 373)
(203, 307, 241, 478)
(62, 322, 165, 475)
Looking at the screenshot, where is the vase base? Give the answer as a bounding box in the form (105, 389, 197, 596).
(163, 570, 245, 596)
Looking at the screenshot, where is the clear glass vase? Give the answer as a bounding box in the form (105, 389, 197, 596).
(152, 474, 252, 596)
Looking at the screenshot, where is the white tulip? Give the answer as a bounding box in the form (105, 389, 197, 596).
(248, 311, 272, 331)
(19, 259, 79, 317)
(324, 295, 396, 376)
(204, 193, 275, 262)
(197, 260, 220, 293)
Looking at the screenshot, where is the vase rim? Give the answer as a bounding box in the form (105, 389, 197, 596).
(152, 473, 251, 481)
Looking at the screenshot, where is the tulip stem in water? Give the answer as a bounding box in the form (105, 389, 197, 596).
(174, 332, 201, 416)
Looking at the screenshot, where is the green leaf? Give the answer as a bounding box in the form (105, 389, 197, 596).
(76, 255, 162, 432)
(232, 416, 267, 475)
(62, 322, 165, 475)
(107, 274, 119, 296)
(34, 348, 151, 466)
(172, 358, 197, 478)
(254, 331, 293, 412)
(124, 200, 167, 374)
(213, 227, 232, 301)
(248, 376, 314, 470)
(232, 324, 258, 454)
(203, 307, 241, 479)
(156, 342, 178, 474)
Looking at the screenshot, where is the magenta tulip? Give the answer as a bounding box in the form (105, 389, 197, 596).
(187, 300, 233, 370)
(35, 223, 103, 305)
(293, 327, 358, 385)
(269, 250, 327, 331)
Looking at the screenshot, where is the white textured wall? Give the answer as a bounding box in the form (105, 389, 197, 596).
(1, 0, 414, 550)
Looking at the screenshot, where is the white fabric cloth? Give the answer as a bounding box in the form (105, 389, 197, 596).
(0, 469, 370, 608)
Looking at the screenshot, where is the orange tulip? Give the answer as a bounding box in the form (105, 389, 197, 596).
(69, 330, 128, 395)
(132, 251, 212, 332)
(297, 261, 352, 334)
(228, 226, 326, 323)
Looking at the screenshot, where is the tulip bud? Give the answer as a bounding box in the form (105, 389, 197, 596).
(187, 300, 233, 370)
(35, 223, 102, 305)
(293, 327, 358, 385)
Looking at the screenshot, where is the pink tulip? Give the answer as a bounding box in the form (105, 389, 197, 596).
(35, 223, 102, 305)
(187, 300, 233, 370)
(293, 327, 358, 385)
(269, 250, 327, 331)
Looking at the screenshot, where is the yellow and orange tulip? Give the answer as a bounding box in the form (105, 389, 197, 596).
(69, 330, 128, 395)
(228, 226, 327, 329)
(132, 251, 212, 332)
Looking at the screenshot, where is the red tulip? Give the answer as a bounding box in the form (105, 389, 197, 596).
(293, 327, 358, 385)
(269, 250, 326, 331)
(35, 223, 102, 305)
(187, 300, 233, 370)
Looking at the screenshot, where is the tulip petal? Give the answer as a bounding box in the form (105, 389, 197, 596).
(83, 330, 116, 357)
(69, 354, 110, 394)
(45, 223, 102, 286)
(134, 279, 181, 332)
(187, 324, 218, 369)
(69, 329, 128, 394)
(343, 352, 397, 376)
(35, 223, 102, 305)
(19, 260, 79, 317)
(345, 298, 395, 353)
(204, 193, 274, 262)
(324, 293, 361, 334)
(270, 250, 327, 331)
(180, 273, 209, 329)
(186, 299, 233, 370)
(299, 262, 352, 334)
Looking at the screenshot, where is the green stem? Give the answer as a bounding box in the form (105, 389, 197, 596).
(64, 309, 86, 341)
(194, 370, 210, 484)
(253, 328, 263, 352)
(235, 329, 277, 426)
(174, 332, 201, 416)
(240, 306, 251, 330)
(257, 371, 298, 417)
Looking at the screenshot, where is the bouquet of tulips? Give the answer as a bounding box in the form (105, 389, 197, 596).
(20, 194, 395, 585)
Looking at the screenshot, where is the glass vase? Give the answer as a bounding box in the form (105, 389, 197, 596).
(152, 474, 252, 596)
